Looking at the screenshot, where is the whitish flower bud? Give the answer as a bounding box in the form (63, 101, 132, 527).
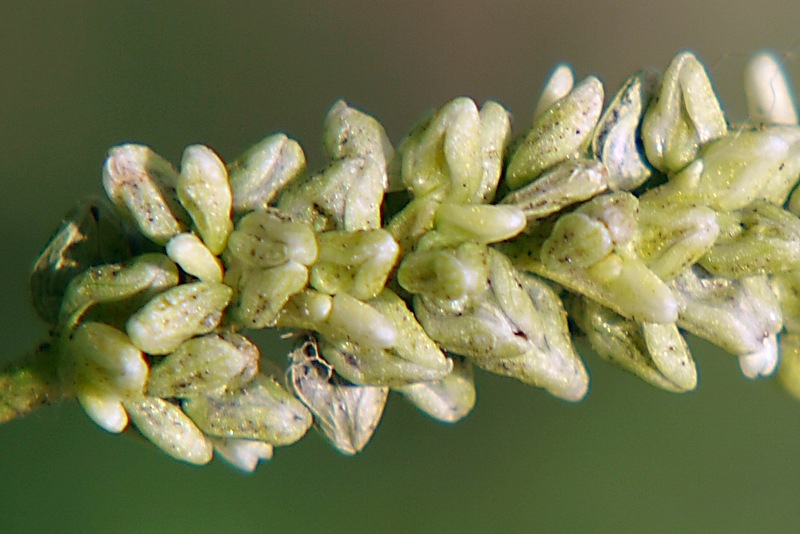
(592, 70, 658, 190)
(30, 197, 132, 324)
(320, 289, 451, 386)
(433, 203, 526, 245)
(572, 298, 696, 392)
(398, 97, 482, 203)
(226, 210, 318, 269)
(745, 52, 798, 126)
(500, 158, 608, 221)
(124, 397, 213, 465)
(126, 282, 233, 355)
(165, 233, 223, 283)
(657, 127, 800, 211)
(398, 243, 490, 301)
(637, 197, 719, 281)
(229, 134, 306, 212)
(311, 229, 399, 300)
(102, 144, 186, 244)
(471, 101, 512, 204)
(396, 356, 476, 423)
(275, 289, 333, 331)
(506, 76, 604, 190)
(211, 438, 273, 473)
(229, 261, 308, 328)
(642, 52, 727, 173)
(671, 267, 783, 358)
(700, 201, 800, 277)
(75, 384, 128, 433)
(63, 322, 148, 399)
(182, 374, 312, 445)
(533, 64, 574, 121)
(778, 334, 800, 400)
(324, 100, 394, 169)
(177, 145, 233, 255)
(288, 336, 388, 455)
(59, 253, 179, 330)
(738, 335, 779, 379)
(147, 333, 260, 398)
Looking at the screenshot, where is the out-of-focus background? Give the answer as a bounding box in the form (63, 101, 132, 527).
(2, 1, 800, 532)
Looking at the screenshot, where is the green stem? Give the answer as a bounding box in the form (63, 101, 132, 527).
(0, 343, 62, 424)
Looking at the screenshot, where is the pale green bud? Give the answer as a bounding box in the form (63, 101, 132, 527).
(75, 384, 128, 433)
(211, 438, 273, 473)
(397, 243, 490, 301)
(288, 336, 388, 455)
(533, 64, 574, 121)
(320, 289, 451, 386)
(397, 355, 476, 423)
(572, 298, 696, 392)
(279, 157, 386, 231)
(325, 292, 398, 350)
(745, 52, 798, 126)
(226, 210, 318, 269)
(324, 100, 394, 168)
(657, 127, 800, 211)
(147, 333, 260, 398)
(637, 197, 719, 281)
(102, 144, 187, 245)
(311, 229, 399, 300)
(126, 282, 233, 355)
(229, 134, 306, 213)
(124, 397, 213, 465)
(778, 334, 800, 400)
(500, 158, 608, 221)
(63, 321, 148, 399)
(165, 233, 223, 283)
(30, 197, 132, 324)
(671, 268, 783, 357)
(642, 51, 727, 173)
(177, 145, 234, 255)
(592, 70, 658, 190)
(700, 201, 800, 277)
(398, 97, 482, 203)
(182, 374, 312, 445)
(471, 101, 512, 204)
(506, 76, 604, 190)
(229, 261, 308, 328)
(59, 253, 179, 330)
(433, 202, 526, 245)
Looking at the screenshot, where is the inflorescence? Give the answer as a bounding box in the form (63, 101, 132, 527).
(5, 51, 800, 471)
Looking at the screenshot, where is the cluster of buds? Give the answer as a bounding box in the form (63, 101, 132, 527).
(21, 51, 800, 471)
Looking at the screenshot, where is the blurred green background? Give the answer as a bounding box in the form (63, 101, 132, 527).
(3, 1, 800, 532)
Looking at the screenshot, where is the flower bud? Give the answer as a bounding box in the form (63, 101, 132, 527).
(211, 438, 273, 473)
(124, 397, 213, 465)
(126, 282, 233, 355)
(75, 384, 128, 433)
(745, 52, 798, 126)
(311, 229, 399, 300)
(592, 70, 658, 190)
(324, 100, 394, 169)
(102, 144, 187, 244)
(229, 134, 306, 213)
(147, 334, 260, 398)
(229, 261, 308, 328)
(506, 76, 604, 189)
(533, 64, 574, 120)
(165, 233, 223, 283)
(472, 101, 512, 204)
(642, 52, 727, 173)
(433, 202, 526, 245)
(398, 243, 489, 301)
(182, 374, 312, 445)
(226, 209, 318, 269)
(397, 356, 476, 423)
